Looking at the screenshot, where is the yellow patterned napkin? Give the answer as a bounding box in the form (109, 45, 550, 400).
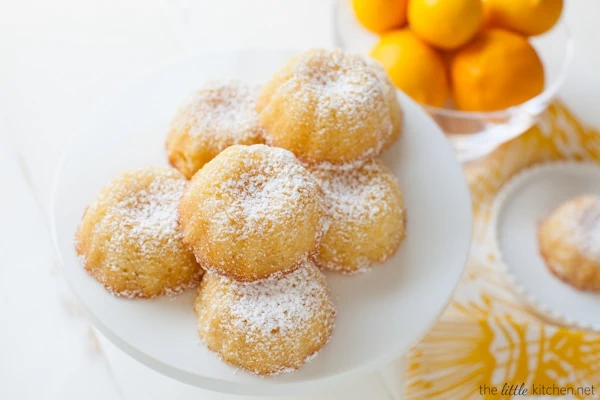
(406, 102, 600, 399)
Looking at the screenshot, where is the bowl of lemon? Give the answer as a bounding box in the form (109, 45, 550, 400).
(335, 0, 573, 161)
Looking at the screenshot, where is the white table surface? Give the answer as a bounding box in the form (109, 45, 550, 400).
(0, 0, 598, 399)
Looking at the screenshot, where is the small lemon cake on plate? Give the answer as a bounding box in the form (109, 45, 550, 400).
(256, 48, 402, 165)
(75, 167, 203, 298)
(166, 80, 264, 179)
(194, 261, 335, 376)
(179, 144, 326, 282)
(309, 159, 406, 274)
(539, 195, 600, 292)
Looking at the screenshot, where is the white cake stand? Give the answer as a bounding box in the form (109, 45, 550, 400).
(51, 50, 472, 397)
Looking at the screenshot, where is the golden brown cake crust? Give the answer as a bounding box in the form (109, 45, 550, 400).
(194, 262, 335, 376)
(538, 195, 600, 292)
(256, 48, 402, 164)
(166, 80, 264, 179)
(309, 159, 406, 273)
(179, 144, 327, 282)
(75, 167, 203, 299)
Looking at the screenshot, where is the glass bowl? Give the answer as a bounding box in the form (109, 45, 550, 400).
(333, 0, 574, 161)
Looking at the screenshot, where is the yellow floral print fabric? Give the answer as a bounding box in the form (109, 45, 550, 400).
(406, 102, 600, 399)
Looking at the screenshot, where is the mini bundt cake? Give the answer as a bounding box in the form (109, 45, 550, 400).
(194, 261, 335, 375)
(75, 167, 203, 298)
(256, 48, 402, 164)
(309, 159, 406, 273)
(179, 144, 326, 281)
(166, 80, 264, 179)
(539, 195, 600, 291)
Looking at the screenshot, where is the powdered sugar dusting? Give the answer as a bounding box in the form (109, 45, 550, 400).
(195, 261, 335, 376)
(288, 50, 390, 141)
(314, 161, 394, 229)
(171, 80, 263, 143)
(204, 145, 321, 242)
(222, 264, 329, 335)
(259, 49, 398, 162)
(77, 168, 202, 298)
(558, 196, 600, 260)
(310, 160, 405, 273)
(101, 169, 187, 256)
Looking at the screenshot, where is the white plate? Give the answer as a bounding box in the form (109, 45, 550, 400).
(51, 50, 472, 396)
(493, 162, 600, 332)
